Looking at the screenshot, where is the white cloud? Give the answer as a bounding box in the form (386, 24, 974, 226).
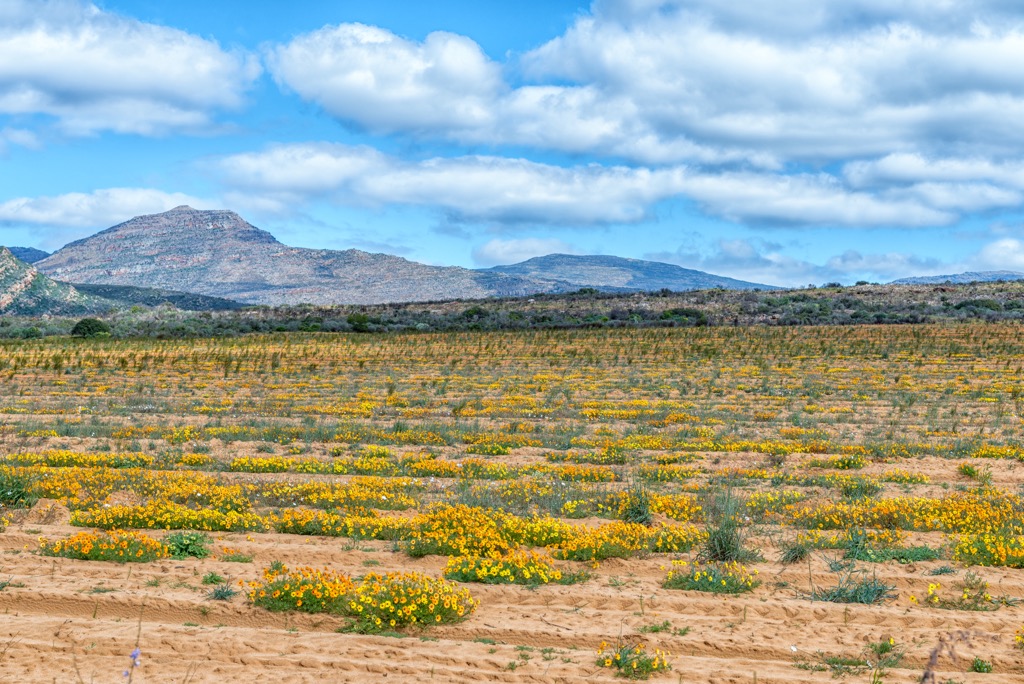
(218, 143, 691, 224)
(219, 142, 991, 229)
(676, 172, 952, 227)
(0, 188, 211, 228)
(845, 154, 1024, 188)
(0, 126, 38, 151)
(266, 23, 501, 134)
(0, 0, 260, 135)
(266, 6, 1024, 169)
(973, 238, 1024, 271)
(472, 237, 578, 266)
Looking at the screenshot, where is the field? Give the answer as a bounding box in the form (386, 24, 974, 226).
(1, 325, 1024, 682)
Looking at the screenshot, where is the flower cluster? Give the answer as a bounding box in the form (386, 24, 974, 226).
(662, 560, 760, 594)
(595, 641, 671, 680)
(39, 529, 167, 563)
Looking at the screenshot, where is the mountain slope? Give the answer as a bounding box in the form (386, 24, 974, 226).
(68, 283, 245, 311)
(891, 271, 1024, 285)
(38, 206, 553, 305)
(0, 248, 111, 316)
(486, 254, 775, 291)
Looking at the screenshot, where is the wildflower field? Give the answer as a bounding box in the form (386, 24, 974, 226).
(1, 324, 1024, 681)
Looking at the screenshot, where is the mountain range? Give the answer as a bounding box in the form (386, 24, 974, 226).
(25, 206, 773, 306)
(12, 205, 1016, 314)
(889, 271, 1024, 285)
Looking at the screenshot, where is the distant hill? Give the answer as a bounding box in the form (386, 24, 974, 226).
(37, 206, 557, 306)
(0, 248, 111, 316)
(68, 283, 245, 311)
(487, 254, 774, 291)
(891, 271, 1024, 285)
(8, 247, 50, 263)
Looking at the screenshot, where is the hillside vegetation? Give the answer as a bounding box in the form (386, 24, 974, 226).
(4, 279, 1024, 339)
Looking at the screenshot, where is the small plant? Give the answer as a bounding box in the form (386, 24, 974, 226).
(662, 560, 760, 594)
(636, 620, 689, 637)
(780, 541, 811, 564)
(969, 657, 993, 673)
(221, 552, 254, 563)
(636, 620, 671, 634)
(0, 470, 34, 507)
(910, 572, 1016, 611)
(164, 531, 211, 559)
(809, 567, 896, 604)
(595, 640, 671, 680)
(206, 584, 239, 601)
(202, 572, 226, 585)
(957, 462, 992, 485)
(621, 480, 653, 527)
(699, 490, 760, 563)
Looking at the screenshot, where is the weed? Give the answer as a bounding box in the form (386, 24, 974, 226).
(206, 584, 238, 601)
(201, 572, 225, 585)
(969, 657, 993, 673)
(809, 567, 896, 604)
(164, 531, 211, 560)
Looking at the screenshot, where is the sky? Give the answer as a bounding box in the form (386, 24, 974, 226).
(3, 1, 1024, 287)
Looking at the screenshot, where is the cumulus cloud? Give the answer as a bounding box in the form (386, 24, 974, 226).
(218, 143, 694, 224)
(0, 0, 260, 135)
(266, 5, 1024, 172)
(218, 142, 972, 228)
(266, 23, 501, 134)
(0, 187, 211, 228)
(972, 238, 1024, 271)
(472, 237, 578, 266)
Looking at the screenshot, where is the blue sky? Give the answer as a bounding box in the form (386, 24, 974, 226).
(3, 0, 1024, 286)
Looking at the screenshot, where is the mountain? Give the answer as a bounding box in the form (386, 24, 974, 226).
(37, 206, 555, 305)
(8, 247, 50, 263)
(891, 271, 1024, 285)
(486, 254, 775, 291)
(0, 248, 110, 316)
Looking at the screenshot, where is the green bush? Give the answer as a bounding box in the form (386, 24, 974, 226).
(70, 318, 111, 338)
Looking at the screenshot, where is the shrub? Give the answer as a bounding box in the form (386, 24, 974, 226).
(70, 318, 111, 338)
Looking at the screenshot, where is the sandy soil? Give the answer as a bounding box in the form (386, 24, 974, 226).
(0, 512, 1022, 683)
